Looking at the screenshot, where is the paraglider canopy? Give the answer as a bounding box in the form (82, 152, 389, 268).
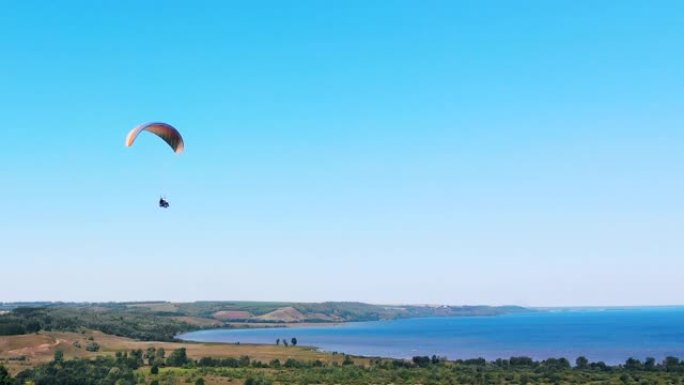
(125, 122, 184, 154)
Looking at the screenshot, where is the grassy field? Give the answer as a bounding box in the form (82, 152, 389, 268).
(0, 330, 362, 376)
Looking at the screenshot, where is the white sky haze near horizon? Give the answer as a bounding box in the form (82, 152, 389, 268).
(1, 1, 683, 306)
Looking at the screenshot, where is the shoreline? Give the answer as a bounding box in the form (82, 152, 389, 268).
(221, 321, 345, 329)
(177, 310, 684, 365)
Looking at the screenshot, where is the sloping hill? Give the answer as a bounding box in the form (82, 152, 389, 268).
(212, 311, 252, 321)
(256, 307, 307, 322)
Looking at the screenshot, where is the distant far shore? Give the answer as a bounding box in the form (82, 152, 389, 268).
(222, 321, 345, 329)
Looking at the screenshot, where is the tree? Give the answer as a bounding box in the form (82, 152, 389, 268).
(145, 347, 157, 365)
(245, 377, 272, 385)
(239, 355, 251, 367)
(127, 349, 143, 369)
(590, 361, 609, 371)
(155, 347, 166, 366)
(166, 348, 189, 367)
(412, 356, 431, 368)
(282, 339, 289, 347)
(53, 349, 64, 364)
(343, 355, 354, 366)
(510, 356, 534, 367)
(284, 359, 300, 368)
(576, 356, 589, 369)
(290, 337, 297, 346)
(195, 378, 205, 385)
(0, 365, 14, 385)
(664, 356, 681, 371)
(150, 365, 159, 375)
(276, 338, 280, 345)
(85, 341, 100, 352)
(625, 358, 642, 371)
(541, 357, 570, 370)
(26, 320, 41, 334)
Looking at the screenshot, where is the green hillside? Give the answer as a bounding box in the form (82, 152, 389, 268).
(0, 301, 531, 341)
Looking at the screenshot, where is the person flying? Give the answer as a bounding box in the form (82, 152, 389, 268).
(125, 122, 184, 209)
(159, 197, 170, 208)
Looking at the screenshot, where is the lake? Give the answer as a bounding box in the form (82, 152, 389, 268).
(177, 307, 684, 364)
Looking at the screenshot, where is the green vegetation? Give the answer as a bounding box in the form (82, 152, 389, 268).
(0, 365, 12, 385)
(3, 349, 684, 385)
(85, 340, 101, 352)
(10, 351, 140, 385)
(0, 306, 193, 341)
(0, 301, 532, 342)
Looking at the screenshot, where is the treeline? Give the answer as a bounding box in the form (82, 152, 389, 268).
(125, 349, 684, 375)
(23, 347, 684, 373)
(404, 355, 684, 372)
(0, 308, 49, 335)
(192, 353, 684, 373)
(7, 355, 139, 385)
(0, 307, 194, 341)
(2, 350, 684, 385)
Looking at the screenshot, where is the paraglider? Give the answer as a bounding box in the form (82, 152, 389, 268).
(125, 122, 184, 154)
(125, 122, 184, 208)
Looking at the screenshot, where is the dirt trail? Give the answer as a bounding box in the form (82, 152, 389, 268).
(7, 337, 65, 357)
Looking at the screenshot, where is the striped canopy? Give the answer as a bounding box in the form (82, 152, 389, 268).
(125, 122, 184, 154)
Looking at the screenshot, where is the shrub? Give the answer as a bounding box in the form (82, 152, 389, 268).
(85, 341, 100, 352)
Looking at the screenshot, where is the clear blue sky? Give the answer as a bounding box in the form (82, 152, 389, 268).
(2, 1, 683, 306)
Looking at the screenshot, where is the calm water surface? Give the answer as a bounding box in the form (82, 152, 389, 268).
(178, 308, 684, 364)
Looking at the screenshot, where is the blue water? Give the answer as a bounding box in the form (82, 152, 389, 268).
(178, 308, 684, 364)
